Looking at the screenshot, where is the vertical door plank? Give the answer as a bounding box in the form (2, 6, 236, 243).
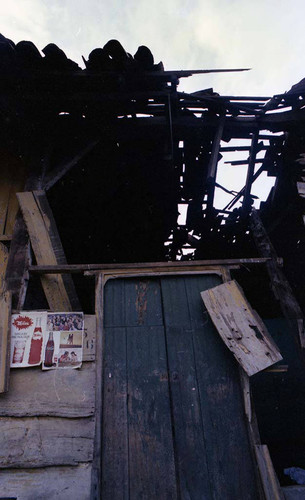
(127, 324, 177, 500)
(185, 275, 260, 500)
(102, 326, 129, 499)
(161, 277, 212, 499)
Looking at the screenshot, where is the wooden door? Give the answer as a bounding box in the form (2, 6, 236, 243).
(100, 275, 260, 499)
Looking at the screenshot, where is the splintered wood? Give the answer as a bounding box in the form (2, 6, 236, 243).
(201, 280, 282, 376)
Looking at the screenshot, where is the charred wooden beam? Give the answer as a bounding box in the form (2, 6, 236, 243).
(242, 131, 259, 216)
(44, 139, 100, 191)
(250, 209, 305, 347)
(206, 114, 226, 216)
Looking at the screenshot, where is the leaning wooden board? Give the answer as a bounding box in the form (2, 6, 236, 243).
(17, 191, 79, 311)
(201, 280, 282, 376)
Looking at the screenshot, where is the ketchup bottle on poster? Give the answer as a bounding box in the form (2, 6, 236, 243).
(44, 331, 54, 367)
(28, 317, 43, 365)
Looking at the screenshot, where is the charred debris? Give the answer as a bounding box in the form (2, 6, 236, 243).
(0, 33, 305, 318)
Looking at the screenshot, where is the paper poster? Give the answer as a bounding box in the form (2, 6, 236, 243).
(10, 312, 47, 368)
(42, 313, 84, 370)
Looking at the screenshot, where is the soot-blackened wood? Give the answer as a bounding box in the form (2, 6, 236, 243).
(250, 209, 305, 347)
(5, 148, 47, 310)
(242, 130, 259, 216)
(44, 139, 100, 191)
(102, 326, 128, 499)
(0, 362, 96, 417)
(5, 213, 31, 310)
(185, 275, 260, 499)
(206, 114, 225, 216)
(161, 277, 212, 499)
(201, 280, 282, 375)
(0, 416, 95, 468)
(0, 463, 92, 500)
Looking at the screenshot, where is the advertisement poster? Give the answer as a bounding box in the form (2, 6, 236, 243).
(42, 313, 84, 370)
(10, 312, 47, 368)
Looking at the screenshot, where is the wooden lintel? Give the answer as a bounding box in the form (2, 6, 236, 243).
(27, 257, 277, 275)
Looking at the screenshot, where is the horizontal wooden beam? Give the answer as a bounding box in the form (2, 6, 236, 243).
(28, 257, 280, 275)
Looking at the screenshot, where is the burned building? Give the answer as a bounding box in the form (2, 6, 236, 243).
(0, 35, 305, 499)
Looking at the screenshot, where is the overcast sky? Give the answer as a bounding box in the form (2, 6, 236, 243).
(1, 1, 303, 209)
(2, 0, 304, 96)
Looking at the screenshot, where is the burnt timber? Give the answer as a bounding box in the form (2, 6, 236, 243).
(0, 36, 305, 498)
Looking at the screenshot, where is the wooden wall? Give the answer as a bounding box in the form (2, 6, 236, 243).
(0, 315, 96, 500)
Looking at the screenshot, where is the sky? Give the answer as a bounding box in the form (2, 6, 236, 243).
(2, 0, 304, 96)
(1, 0, 304, 210)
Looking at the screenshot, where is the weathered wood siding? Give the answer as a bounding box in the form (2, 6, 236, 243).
(0, 464, 92, 500)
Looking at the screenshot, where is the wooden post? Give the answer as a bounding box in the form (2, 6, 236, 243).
(206, 114, 225, 216)
(250, 209, 305, 347)
(0, 242, 11, 393)
(242, 131, 259, 217)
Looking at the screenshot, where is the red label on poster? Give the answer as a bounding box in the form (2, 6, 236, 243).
(12, 315, 33, 330)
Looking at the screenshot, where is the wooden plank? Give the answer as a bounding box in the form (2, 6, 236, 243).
(0, 242, 9, 293)
(0, 291, 11, 393)
(33, 191, 80, 310)
(28, 257, 273, 274)
(0, 244, 11, 393)
(17, 191, 74, 311)
(83, 314, 96, 361)
(0, 149, 26, 236)
(0, 416, 94, 468)
(102, 327, 129, 499)
(91, 273, 104, 500)
(250, 209, 305, 347)
(201, 280, 282, 376)
(0, 463, 92, 500)
(282, 486, 305, 499)
(5, 212, 31, 310)
(127, 324, 178, 499)
(0, 362, 95, 417)
(297, 181, 305, 197)
(183, 275, 260, 499)
(0, 174, 11, 235)
(5, 150, 46, 310)
(255, 445, 285, 500)
(161, 277, 212, 499)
